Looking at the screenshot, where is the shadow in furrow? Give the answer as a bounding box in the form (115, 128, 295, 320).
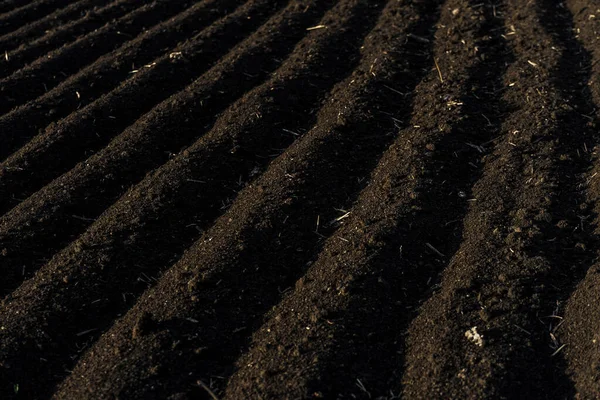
(0, 0, 285, 295)
(0, 0, 75, 36)
(195, 1, 446, 394)
(530, 0, 600, 396)
(299, 3, 514, 397)
(52, 1, 439, 398)
(0, 2, 385, 398)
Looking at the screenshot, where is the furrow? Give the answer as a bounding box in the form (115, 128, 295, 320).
(0, 0, 76, 36)
(553, 0, 600, 398)
(0, 0, 146, 79)
(0, 0, 106, 53)
(0, 0, 374, 397)
(0, 0, 595, 397)
(0, 0, 291, 290)
(402, 0, 598, 397)
(0, 0, 259, 205)
(46, 0, 447, 398)
(0, 0, 193, 115)
(223, 1, 510, 398)
(0, 0, 31, 15)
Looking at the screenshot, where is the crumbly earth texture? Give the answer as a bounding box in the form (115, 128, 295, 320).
(1, 0, 600, 398)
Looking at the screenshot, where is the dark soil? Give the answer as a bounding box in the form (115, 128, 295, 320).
(1, 0, 600, 399)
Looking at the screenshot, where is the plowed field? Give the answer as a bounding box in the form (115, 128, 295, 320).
(1, 0, 600, 398)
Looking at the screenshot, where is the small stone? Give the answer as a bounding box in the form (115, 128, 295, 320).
(465, 326, 484, 347)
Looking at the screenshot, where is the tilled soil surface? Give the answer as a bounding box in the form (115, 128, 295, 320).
(1, 0, 600, 398)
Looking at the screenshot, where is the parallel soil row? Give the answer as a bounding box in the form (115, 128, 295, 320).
(0, 0, 195, 115)
(54, 0, 441, 397)
(0, 0, 106, 54)
(2, 0, 600, 398)
(557, 1, 600, 398)
(404, 0, 599, 398)
(0, 0, 247, 204)
(0, 0, 289, 299)
(0, 0, 144, 79)
(1, 0, 373, 396)
(0, 0, 33, 15)
(0, 0, 75, 36)
(225, 0, 510, 398)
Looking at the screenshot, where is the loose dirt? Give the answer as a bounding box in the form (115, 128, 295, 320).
(1, 0, 600, 398)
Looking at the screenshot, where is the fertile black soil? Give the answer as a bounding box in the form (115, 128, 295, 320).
(1, 0, 600, 399)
